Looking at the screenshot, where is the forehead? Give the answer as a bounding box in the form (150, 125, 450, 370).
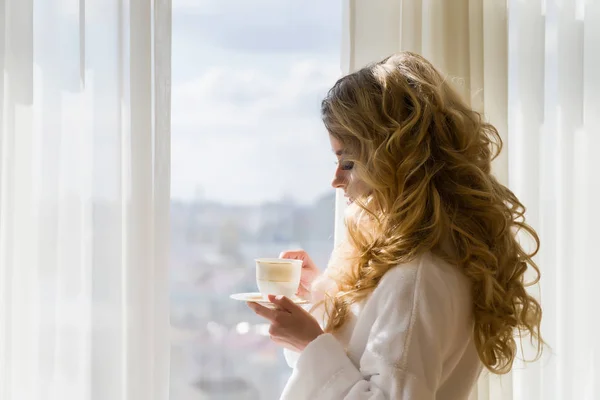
(329, 135, 344, 154)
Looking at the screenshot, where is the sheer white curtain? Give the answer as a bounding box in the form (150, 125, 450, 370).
(0, 1, 171, 399)
(508, 1, 600, 399)
(341, 0, 600, 399)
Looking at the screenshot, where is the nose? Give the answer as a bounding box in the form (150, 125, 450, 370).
(331, 166, 347, 189)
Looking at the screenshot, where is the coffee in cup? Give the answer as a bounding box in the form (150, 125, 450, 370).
(255, 258, 302, 299)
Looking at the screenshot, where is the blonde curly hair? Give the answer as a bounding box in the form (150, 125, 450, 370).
(318, 52, 543, 374)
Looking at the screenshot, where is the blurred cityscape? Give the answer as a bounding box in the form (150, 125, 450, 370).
(169, 191, 335, 400)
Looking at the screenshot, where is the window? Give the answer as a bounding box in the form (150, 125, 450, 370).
(169, 1, 342, 398)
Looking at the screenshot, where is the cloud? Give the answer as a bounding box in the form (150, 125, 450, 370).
(171, 126, 336, 205)
(170, 0, 343, 203)
(172, 0, 342, 55)
(171, 59, 341, 204)
(171, 59, 341, 136)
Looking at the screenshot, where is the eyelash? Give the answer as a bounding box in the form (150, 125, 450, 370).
(336, 160, 354, 171)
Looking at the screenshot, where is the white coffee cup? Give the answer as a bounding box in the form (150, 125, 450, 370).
(255, 258, 302, 299)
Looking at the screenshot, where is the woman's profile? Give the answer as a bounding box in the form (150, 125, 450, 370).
(248, 52, 543, 399)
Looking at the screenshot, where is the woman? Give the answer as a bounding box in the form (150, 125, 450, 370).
(248, 52, 543, 399)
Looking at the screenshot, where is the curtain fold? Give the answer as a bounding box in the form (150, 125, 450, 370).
(341, 0, 600, 399)
(508, 1, 600, 399)
(0, 1, 171, 399)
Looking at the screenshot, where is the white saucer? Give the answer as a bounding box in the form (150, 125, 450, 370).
(230, 292, 309, 308)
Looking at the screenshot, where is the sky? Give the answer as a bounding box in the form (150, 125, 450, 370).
(171, 0, 343, 205)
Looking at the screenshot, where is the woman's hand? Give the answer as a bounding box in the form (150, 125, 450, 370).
(279, 249, 320, 299)
(247, 295, 324, 352)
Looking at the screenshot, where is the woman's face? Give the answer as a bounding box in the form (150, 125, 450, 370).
(329, 135, 369, 204)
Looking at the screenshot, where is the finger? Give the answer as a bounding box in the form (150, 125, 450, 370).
(270, 303, 289, 312)
(268, 295, 298, 312)
(246, 302, 278, 321)
(297, 282, 310, 293)
(269, 334, 294, 348)
(296, 284, 310, 298)
(269, 333, 291, 344)
(279, 249, 305, 260)
(297, 288, 311, 300)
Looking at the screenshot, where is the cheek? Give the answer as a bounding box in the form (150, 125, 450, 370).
(349, 175, 370, 196)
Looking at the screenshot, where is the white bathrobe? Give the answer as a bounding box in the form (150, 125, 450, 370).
(281, 252, 483, 400)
